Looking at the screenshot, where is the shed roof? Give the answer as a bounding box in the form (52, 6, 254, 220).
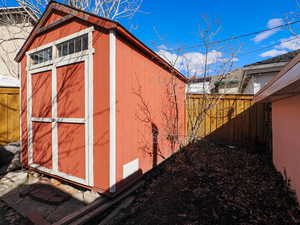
(253, 52, 300, 103)
(14, 1, 188, 82)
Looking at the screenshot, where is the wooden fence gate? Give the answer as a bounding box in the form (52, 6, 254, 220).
(0, 87, 20, 145)
(185, 94, 271, 147)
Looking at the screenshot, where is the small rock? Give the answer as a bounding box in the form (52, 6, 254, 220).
(72, 191, 84, 202)
(83, 190, 100, 203)
(0, 171, 27, 187)
(39, 176, 50, 184)
(50, 178, 61, 186)
(27, 176, 39, 185)
(31, 171, 40, 178)
(57, 184, 78, 194)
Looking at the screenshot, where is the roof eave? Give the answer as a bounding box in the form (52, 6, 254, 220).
(14, 1, 188, 83)
(254, 54, 300, 103)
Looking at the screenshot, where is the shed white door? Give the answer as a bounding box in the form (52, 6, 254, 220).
(28, 57, 93, 186)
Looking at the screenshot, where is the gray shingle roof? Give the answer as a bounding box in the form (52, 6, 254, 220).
(244, 49, 300, 67)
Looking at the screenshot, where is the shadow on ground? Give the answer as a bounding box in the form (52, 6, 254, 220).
(0, 143, 21, 176)
(109, 141, 299, 225)
(0, 171, 92, 224)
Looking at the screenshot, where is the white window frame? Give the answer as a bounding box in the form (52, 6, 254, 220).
(30, 47, 53, 66)
(27, 26, 95, 71)
(26, 26, 94, 186)
(56, 33, 89, 58)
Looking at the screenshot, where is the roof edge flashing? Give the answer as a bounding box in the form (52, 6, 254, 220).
(244, 62, 287, 71)
(254, 61, 300, 103)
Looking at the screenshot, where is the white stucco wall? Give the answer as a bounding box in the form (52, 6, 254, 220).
(218, 86, 239, 94)
(243, 77, 254, 94)
(0, 23, 32, 78)
(0, 74, 19, 87)
(244, 73, 277, 94)
(254, 73, 275, 94)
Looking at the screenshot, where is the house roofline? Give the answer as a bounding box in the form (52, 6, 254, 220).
(0, 6, 39, 24)
(253, 53, 300, 103)
(14, 1, 188, 82)
(243, 62, 287, 71)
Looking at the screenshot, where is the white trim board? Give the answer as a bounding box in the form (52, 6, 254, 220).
(87, 30, 94, 187)
(32, 117, 52, 122)
(257, 62, 300, 102)
(109, 30, 116, 193)
(52, 65, 58, 172)
(30, 163, 88, 185)
(19, 62, 22, 161)
(56, 118, 85, 123)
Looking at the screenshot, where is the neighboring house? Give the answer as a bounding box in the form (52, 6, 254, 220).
(240, 49, 300, 94)
(15, 2, 187, 194)
(186, 69, 243, 94)
(254, 52, 300, 202)
(187, 50, 300, 95)
(186, 77, 211, 94)
(0, 74, 19, 87)
(0, 6, 37, 78)
(213, 68, 243, 94)
(0, 7, 36, 145)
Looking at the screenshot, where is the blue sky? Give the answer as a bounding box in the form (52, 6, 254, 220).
(6, 0, 300, 76)
(117, 0, 300, 76)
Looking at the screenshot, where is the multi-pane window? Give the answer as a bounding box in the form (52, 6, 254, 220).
(57, 34, 88, 57)
(30, 47, 52, 65)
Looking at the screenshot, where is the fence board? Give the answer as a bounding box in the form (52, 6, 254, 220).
(186, 94, 268, 146)
(0, 88, 20, 145)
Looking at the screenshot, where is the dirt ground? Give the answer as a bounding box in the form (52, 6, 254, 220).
(110, 141, 299, 225)
(0, 200, 31, 225)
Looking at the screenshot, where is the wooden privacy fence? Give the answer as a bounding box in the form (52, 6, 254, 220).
(0, 87, 19, 145)
(186, 94, 270, 146)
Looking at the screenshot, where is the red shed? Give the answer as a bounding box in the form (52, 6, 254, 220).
(15, 2, 187, 194)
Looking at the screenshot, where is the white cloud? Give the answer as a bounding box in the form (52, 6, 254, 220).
(157, 49, 183, 66)
(276, 35, 300, 50)
(253, 18, 283, 43)
(157, 49, 237, 75)
(260, 35, 300, 58)
(157, 44, 169, 50)
(260, 49, 287, 57)
(268, 18, 284, 28)
(218, 57, 239, 63)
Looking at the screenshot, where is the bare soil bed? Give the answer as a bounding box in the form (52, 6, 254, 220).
(0, 200, 32, 225)
(110, 141, 299, 225)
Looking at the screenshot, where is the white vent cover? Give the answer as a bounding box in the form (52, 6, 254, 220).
(123, 159, 139, 179)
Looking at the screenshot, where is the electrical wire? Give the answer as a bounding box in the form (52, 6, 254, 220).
(238, 35, 300, 57)
(167, 20, 300, 52)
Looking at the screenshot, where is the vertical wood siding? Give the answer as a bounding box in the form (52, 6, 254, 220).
(0, 87, 19, 145)
(186, 94, 268, 146)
